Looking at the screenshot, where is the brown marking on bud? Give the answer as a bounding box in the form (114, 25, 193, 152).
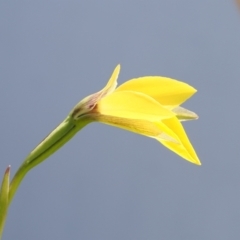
(5, 165, 11, 175)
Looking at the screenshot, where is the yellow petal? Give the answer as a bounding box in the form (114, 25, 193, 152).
(99, 64, 120, 97)
(93, 112, 200, 165)
(93, 115, 162, 137)
(93, 114, 179, 147)
(96, 91, 175, 122)
(155, 117, 201, 165)
(116, 77, 197, 108)
(93, 111, 180, 143)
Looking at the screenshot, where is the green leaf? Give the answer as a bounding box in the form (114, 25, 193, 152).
(0, 166, 10, 239)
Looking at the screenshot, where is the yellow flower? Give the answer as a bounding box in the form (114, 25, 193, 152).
(71, 65, 200, 165)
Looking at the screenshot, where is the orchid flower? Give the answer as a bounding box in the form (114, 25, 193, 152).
(72, 64, 200, 165)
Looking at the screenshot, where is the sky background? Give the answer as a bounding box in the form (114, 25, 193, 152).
(1, 1, 240, 239)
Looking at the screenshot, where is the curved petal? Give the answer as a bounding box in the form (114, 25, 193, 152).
(99, 64, 120, 97)
(116, 77, 197, 108)
(96, 91, 175, 122)
(93, 115, 162, 137)
(93, 113, 200, 164)
(155, 117, 201, 165)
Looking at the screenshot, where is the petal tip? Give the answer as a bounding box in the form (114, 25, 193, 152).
(188, 156, 201, 166)
(193, 159, 202, 166)
(115, 64, 121, 73)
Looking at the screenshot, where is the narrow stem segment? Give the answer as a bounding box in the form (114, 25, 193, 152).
(8, 116, 90, 204)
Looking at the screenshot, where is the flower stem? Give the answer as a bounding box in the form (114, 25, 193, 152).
(0, 115, 90, 239)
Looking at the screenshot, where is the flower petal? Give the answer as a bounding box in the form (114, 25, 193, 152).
(99, 64, 120, 97)
(96, 91, 175, 122)
(93, 114, 179, 146)
(93, 115, 162, 137)
(116, 77, 197, 108)
(93, 113, 200, 164)
(155, 117, 201, 165)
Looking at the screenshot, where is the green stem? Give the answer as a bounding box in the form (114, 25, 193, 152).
(9, 116, 90, 204)
(0, 111, 90, 239)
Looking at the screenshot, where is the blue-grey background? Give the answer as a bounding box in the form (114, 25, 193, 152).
(1, 1, 240, 239)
